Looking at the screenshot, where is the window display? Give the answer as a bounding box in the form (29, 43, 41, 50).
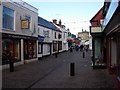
(24, 40, 37, 59)
(2, 39, 20, 64)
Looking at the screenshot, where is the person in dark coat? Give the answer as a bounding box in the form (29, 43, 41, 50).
(80, 44, 84, 51)
(70, 45, 73, 52)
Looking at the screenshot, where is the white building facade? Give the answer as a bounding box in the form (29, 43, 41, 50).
(1, 0, 38, 69)
(38, 17, 53, 58)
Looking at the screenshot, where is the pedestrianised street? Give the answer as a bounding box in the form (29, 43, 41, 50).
(2, 50, 116, 89)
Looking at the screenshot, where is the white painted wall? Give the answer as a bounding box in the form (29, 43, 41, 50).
(43, 44, 50, 56)
(2, 2, 38, 37)
(38, 25, 53, 56)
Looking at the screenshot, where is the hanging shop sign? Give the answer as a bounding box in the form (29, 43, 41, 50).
(90, 26, 102, 33)
(21, 20, 29, 29)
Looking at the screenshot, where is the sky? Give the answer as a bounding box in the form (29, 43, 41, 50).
(23, 0, 104, 35)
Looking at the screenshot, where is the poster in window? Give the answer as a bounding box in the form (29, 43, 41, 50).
(21, 20, 29, 29)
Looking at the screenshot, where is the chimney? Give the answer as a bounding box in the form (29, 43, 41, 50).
(53, 19, 57, 24)
(59, 19, 62, 27)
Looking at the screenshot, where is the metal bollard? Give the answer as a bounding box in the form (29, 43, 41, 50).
(9, 60, 14, 72)
(83, 51, 85, 58)
(55, 53, 58, 58)
(70, 62, 75, 76)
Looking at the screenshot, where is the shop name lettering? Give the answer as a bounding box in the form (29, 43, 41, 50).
(43, 30, 50, 38)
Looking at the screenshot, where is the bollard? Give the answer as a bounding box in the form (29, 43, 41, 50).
(9, 60, 14, 72)
(70, 62, 75, 76)
(83, 51, 85, 58)
(70, 48, 73, 52)
(55, 53, 58, 58)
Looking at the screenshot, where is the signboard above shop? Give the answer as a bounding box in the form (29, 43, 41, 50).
(90, 26, 102, 34)
(21, 20, 29, 29)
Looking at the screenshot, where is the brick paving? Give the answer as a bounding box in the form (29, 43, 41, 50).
(2, 50, 117, 89)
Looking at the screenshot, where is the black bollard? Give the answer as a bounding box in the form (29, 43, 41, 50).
(55, 53, 58, 58)
(9, 60, 14, 72)
(70, 48, 73, 52)
(83, 51, 85, 58)
(70, 63, 75, 76)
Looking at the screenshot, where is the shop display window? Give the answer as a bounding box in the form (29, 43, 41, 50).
(118, 35, 120, 78)
(24, 40, 37, 59)
(2, 39, 20, 64)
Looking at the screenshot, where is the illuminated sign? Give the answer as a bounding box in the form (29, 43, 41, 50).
(21, 20, 29, 29)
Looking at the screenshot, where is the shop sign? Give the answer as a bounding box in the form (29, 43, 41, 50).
(43, 30, 50, 38)
(38, 35, 44, 42)
(21, 20, 29, 29)
(90, 26, 102, 33)
(2, 33, 37, 40)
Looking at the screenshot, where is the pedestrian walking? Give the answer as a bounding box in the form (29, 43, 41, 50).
(70, 46, 73, 52)
(80, 44, 84, 52)
(75, 44, 79, 51)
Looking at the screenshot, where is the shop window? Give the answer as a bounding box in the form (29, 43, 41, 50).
(53, 41, 57, 52)
(3, 6, 14, 30)
(58, 41, 62, 50)
(24, 40, 37, 59)
(47, 45, 50, 53)
(94, 38, 101, 61)
(55, 32, 57, 39)
(24, 15, 31, 31)
(2, 39, 20, 65)
(118, 34, 120, 77)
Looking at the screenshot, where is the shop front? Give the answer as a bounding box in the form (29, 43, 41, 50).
(106, 30, 120, 88)
(42, 43, 52, 56)
(118, 32, 120, 88)
(24, 39, 37, 60)
(2, 33, 21, 65)
(90, 26, 106, 69)
(2, 33, 38, 65)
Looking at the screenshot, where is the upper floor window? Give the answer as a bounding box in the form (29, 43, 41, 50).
(55, 32, 57, 39)
(3, 6, 14, 30)
(24, 15, 31, 30)
(25, 15, 31, 21)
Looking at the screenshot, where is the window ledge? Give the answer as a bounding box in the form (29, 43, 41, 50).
(2, 28, 15, 32)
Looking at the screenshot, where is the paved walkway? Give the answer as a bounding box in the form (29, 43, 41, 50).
(2, 50, 117, 89)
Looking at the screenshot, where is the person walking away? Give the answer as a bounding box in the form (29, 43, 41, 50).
(70, 46, 73, 52)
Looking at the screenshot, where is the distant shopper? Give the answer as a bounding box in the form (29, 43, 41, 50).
(80, 45, 84, 51)
(70, 46, 73, 52)
(75, 44, 79, 51)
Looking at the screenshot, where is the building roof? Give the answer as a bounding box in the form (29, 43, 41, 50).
(90, 7, 103, 22)
(78, 31, 89, 34)
(38, 16, 61, 32)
